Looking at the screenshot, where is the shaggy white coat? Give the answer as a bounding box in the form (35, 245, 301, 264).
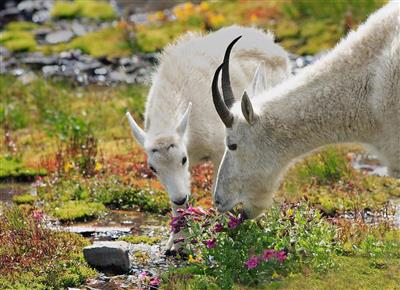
(127, 25, 290, 250)
(213, 3, 400, 218)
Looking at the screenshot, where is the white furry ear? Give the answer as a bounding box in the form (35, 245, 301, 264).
(126, 111, 145, 147)
(241, 91, 256, 125)
(176, 102, 192, 137)
(248, 62, 267, 98)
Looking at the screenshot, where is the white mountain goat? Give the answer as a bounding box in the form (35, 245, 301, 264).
(212, 3, 400, 219)
(126, 26, 290, 251)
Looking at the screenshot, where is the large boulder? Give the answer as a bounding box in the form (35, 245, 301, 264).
(83, 241, 130, 274)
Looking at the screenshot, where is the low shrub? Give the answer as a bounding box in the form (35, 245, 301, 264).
(0, 206, 96, 289)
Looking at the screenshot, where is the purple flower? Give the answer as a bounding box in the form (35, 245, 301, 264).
(191, 238, 198, 244)
(245, 256, 259, 269)
(262, 249, 275, 261)
(188, 206, 206, 215)
(204, 238, 216, 249)
(276, 250, 287, 263)
(170, 215, 187, 234)
(213, 223, 224, 232)
(228, 215, 242, 229)
(173, 237, 185, 244)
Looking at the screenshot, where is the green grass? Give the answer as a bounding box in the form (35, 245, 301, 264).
(12, 194, 37, 205)
(119, 235, 161, 245)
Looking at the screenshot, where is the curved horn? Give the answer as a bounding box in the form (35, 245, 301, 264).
(212, 63, 234, 128)
(222, 35, 242, 108)
(126, 111, 145, 147)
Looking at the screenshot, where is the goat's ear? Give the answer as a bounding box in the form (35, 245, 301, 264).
(241, 91, 256, 125)
(249, 62, 267, 98)
(126, 112, 145, 147)
(176, 102, 192, 137)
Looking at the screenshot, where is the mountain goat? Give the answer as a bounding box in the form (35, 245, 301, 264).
(126, 26, 290, 250)
(212, 3, 400, 219)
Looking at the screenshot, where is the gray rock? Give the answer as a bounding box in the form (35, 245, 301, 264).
(83, 241, 130, 274)
(45, 30, 74, 44)
(71, 22, 87, 36)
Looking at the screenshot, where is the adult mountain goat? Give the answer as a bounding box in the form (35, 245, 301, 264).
(126, 26, 290, 250)
(212, 3, 400, 219)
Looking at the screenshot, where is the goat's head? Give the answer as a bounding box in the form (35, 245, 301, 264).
(126, 103, 192, 207)
(212, 37, 279, 218)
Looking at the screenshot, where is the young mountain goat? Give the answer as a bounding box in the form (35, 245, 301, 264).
(126, 26, 290, 250)
(212, 3, 400, 219)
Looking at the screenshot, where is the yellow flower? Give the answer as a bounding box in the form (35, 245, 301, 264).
(272, 271, 281, 279)
(64, 161, 74, 172)
(250, 14, 258, 23)
(199, 1, 209, 12)
(95, 162, 103, 171)
(188, 255, 196, 263)
(209, 13, 225, 28)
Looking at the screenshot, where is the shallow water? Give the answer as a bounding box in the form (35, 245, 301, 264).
(0, 182, 33, 204)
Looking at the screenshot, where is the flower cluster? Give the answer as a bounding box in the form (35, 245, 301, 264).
(139, 271, 160, 289)
(245, 249, 287, 270)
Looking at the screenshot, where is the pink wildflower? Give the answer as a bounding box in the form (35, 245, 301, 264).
(149, 277, 160, 286)
(245, 256, 259, 269)
(188, 206, 206, 215)
(32, 210, 43, 222)
(276, 250, 287, 263)
(139, 271, 148, 280)
(262, 249, 275, 261)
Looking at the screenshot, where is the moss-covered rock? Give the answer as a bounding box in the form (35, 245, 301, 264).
(50, 200, 106, 222)
(12, 194, 37, 205)
(0, 31, 37, 52)
(51, 0, 116, 20)
(0, 156, 46, 181)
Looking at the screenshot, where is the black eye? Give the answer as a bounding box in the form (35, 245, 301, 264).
(228, 144, 237, 151)
(182, 156, 187, 165)
(149, 166, 157, 174)
(152, 149, 158, 153)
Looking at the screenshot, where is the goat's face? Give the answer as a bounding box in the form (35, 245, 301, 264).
(126, 103, 192, 207)
(213, 114, 276, 219)
(145, 134, 190, 205)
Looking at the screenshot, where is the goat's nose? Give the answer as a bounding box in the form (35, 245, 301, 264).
(214, 196, 222, 208)
(172, 195, 188, 206)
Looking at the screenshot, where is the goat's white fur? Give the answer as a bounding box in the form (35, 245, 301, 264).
(214, 3, 400, 218)
(126, 25, 290, 250)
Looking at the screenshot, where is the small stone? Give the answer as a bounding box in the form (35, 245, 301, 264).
(72, 22, 87, 36)
(45, 30, 74, 44)
(83, 241, 131, 274)
(94, 67, 108, 75)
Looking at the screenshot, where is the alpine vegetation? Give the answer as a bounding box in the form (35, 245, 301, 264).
(126, 25, 290, 250)
(212, 3, 400, 219)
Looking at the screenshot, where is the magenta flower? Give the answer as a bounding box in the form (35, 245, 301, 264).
(188, 206, 206, 215)
(139, 271, 148, 281)
(262, 249, 275, 261)
(149, 277, 160, 286)
(170, 215, 187, 234)
(245, 256, 259, 269)
(228, 215, 242, 229)
(276, 250, 287, 263)
(32, 210, 43, 222)
(213, 223, 224, 232)
(204, 238, 216, 249)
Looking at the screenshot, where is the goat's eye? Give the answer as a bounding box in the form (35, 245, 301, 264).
(228, 144, 237, 151)
(151, 149, 158, 153)
(182, 156, 187, 165)
(149, 166, 157, 174)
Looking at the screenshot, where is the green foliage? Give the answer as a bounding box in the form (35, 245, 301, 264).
(0, 206, 96, 289)
(0, 156, 46, 181)
(49, 200, 105, 222)
(119, 235, 161, 245)
(12, 193, 37, 205)
(175, 203, 339, 289)
(51, 0, 116, 20)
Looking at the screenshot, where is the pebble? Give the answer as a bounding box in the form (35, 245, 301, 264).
(45, 30, 74, 44)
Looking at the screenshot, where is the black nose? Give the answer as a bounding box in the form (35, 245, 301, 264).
(214, 196, 221, 207)
(172, 195, 187, 206)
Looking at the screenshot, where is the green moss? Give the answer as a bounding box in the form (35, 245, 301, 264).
(0, 31, 36, 52)
(51, 0, 116, 20)
(5, 21, 39, 31)
(50, 200, 106, 222)
(119, 235, 161, 245)
(12, 194, 37, 205)
(0, 156, 46, 181)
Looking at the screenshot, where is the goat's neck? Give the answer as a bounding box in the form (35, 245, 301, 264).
(261, 4, 398, 163)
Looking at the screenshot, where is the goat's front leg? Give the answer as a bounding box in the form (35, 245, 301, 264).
(165, 202, 187, 254)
